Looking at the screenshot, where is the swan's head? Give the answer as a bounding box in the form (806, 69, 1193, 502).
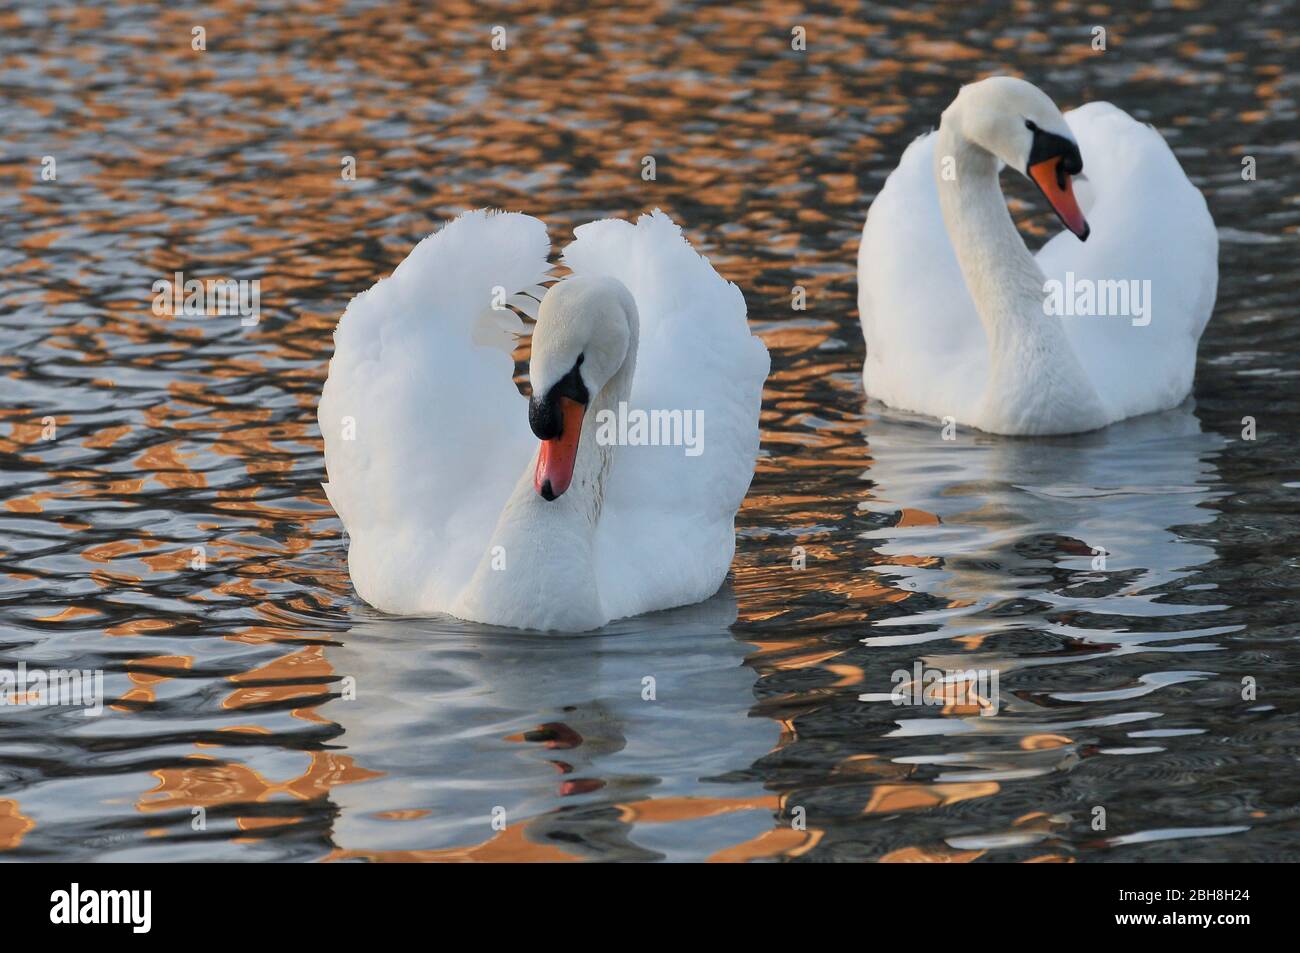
(528, 275, 635, 501)
(946, 76, 1090, 241)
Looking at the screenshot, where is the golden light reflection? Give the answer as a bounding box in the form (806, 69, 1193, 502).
(0, 800, 35, 851)
(139, 751, 381, 832)
(864, 782, 1000, 815)
(326, 794, 825, 864)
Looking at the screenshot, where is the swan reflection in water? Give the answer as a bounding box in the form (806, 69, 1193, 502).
(319, 401, 1239, 860)
(321, 585, 789, 861)
(850, 399, 1241, 846)
(860, 399, 1228, 645)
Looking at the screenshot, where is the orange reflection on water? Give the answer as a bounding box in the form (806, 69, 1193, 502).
(0, 800, 35, 851)
(864, 782, 1000, 815)
(324, 823, 583, 864)
(325, 793, 824, 864)
(139, 751, 381, 831)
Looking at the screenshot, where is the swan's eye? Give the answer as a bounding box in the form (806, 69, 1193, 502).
(1025, 119, 1038, 131)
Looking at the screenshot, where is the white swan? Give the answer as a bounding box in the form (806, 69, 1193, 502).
(857, 76, 1218, 435)
(318, 209, 769, 632)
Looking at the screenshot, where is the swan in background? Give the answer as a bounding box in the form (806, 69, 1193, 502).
(318, 209, 769, 631)
(857, 76, 1217, 435)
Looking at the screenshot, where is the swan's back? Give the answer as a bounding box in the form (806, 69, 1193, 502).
(318, 210, 551, 614)
(1041, 102, 1218, 423)
(564, 211, 770, 621)
(857, 131, 989, 420)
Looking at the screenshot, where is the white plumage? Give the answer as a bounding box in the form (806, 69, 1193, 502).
(858, 78, 1218, 435)
(319, 209, 768, 631)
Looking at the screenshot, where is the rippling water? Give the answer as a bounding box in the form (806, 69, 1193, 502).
(2, 1, 1298, 861)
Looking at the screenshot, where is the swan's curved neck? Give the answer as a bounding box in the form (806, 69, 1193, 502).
(934, 115, 1102, 431)
(456, 312, 639, 628)
(935, 119, 1055, 347)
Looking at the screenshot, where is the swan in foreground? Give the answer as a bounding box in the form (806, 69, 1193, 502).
(857, 76, 1217, 435)
(318, 209, 769, 631)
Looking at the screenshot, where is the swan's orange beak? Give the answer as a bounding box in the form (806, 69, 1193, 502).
(534, 397, 585, 501)
(1029, 155, 1090, 241)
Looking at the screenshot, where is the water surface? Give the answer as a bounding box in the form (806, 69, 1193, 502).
(1, 0, 1298, 861)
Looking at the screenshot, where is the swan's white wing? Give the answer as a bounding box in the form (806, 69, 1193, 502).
(1041, 102, 1218, 421)
(318, 210, 551, 614)
(562, 211, 769, 622)
(857, 131, 988, 420)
